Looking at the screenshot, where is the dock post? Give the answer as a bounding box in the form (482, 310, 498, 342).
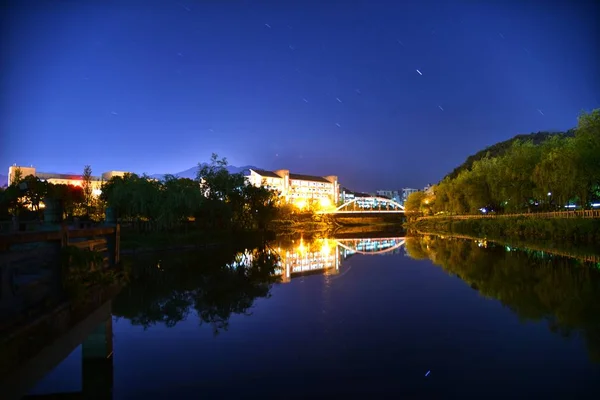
(106, 225, 120, 267)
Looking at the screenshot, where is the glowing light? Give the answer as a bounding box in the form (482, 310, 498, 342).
(71, 180, 82, 187)
(319, 197, 332, 208)
(294, 199, 307, 209)
(320, 239, 332, 256)
(297, 239, 306, 254)
(92, 188, 102, 196)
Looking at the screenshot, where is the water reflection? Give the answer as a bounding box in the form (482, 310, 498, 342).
(273, 236, 406, 282)
(405, 234, 600, 362)
(114, 246, 281, 334)
(113, 235, 407, 333)
(21, 233, 600, 398)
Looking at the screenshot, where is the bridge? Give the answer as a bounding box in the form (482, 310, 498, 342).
(318, 197, 405, 214)
(335, 237, 406, 255)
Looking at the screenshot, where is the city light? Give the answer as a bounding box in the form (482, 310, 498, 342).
(319, 197, 332, 208)
(294, 199, 307, 210)
(320, 239, 333, 256)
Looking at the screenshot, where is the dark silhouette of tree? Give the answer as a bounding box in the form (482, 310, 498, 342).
(113, 245, 281, 334)
(82, 165, 93, 215)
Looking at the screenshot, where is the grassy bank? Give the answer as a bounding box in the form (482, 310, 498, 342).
(406, 216, 600, 252)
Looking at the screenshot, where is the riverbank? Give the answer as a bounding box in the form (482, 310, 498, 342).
(406, 216, 600, 249)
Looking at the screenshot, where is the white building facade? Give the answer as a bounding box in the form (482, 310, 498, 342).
(247, 169, 339, 205)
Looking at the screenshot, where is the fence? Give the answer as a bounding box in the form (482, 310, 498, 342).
(416, 209, 600, 221)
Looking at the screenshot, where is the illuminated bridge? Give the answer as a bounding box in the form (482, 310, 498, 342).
(317, 197, 405, 214)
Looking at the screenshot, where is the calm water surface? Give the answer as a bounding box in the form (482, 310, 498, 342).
(28, 234, 600, 399)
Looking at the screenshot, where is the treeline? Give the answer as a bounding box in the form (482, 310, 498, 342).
(405, 235, 600, 362)
(101, 154, 280, 231)
(0, 166, 97, 221)
(0, 154, 286, 232)
(444, 130, 575, 181)
(406, 109, 600, 215)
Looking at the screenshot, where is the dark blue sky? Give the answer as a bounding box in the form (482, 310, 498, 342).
(1, 0, 599, 191)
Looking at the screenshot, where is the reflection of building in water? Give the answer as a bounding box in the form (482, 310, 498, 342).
(228, 237, 406, 283)
(279, 238, 340, 283)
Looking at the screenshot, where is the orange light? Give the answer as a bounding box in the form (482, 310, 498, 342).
(294, 199, 307, 209)
(319, 197, 332, 208)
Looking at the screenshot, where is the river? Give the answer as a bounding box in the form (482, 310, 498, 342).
(24, 232, 600, 399)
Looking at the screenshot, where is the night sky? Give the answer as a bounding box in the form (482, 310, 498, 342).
(1, 0, 599, 191)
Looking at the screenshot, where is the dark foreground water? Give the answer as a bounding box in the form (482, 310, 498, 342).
(26, 234, 600, 399)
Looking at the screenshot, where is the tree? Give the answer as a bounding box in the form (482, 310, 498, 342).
(11, 167, 23, 186)
(573, 109, 600, 207)
(82, 165, 93, 213)
(47, 183, 85, 219)
(21, 175, 48, 214)
(405, 191, 426, 214)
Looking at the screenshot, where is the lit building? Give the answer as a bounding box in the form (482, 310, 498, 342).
(7, 165, 128, 196)
(401, 188, 419, 205)
(246, 169, 339, 207)
(340, 188, 373, 204)
(376, 190, 401, 204)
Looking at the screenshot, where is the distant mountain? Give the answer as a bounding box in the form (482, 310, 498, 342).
(149, 164, 260, 181)
(444, 129, 576, 181)
(0, 174, 7, 188)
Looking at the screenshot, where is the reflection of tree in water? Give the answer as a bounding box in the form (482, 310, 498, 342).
(113, 246, 281, 334)
(406, 236, 600, 362)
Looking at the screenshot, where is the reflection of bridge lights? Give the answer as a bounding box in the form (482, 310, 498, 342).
(335, 237, 406, 255)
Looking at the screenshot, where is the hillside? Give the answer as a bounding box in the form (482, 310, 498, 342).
(444, 130, 575, 181)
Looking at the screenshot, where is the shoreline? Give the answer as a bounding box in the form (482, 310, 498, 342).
(405, 216, 600, 254)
